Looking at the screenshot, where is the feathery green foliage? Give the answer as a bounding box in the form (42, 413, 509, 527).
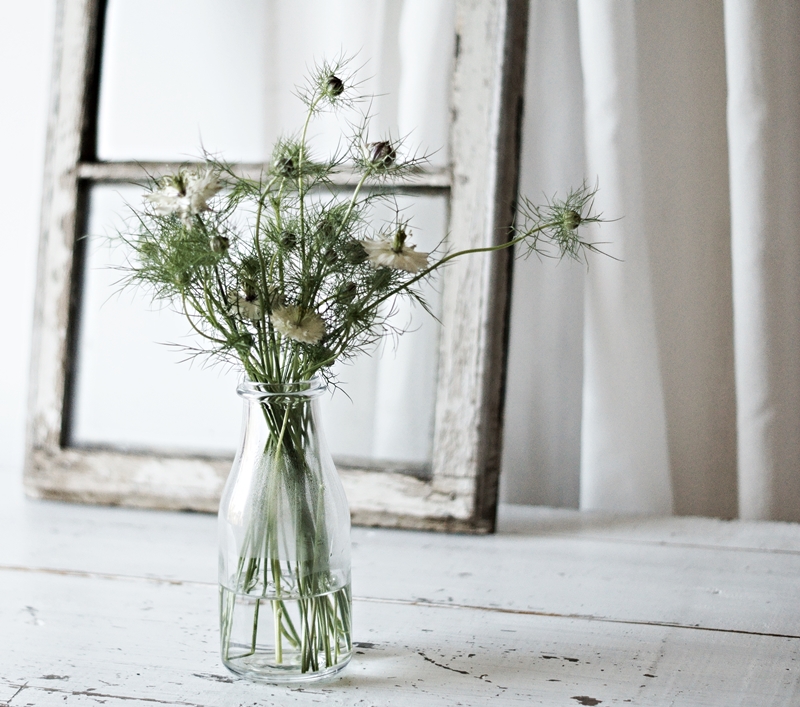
(121, 57, 607, 387)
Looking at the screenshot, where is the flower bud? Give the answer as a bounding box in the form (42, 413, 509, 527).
(323, 248, 338, 265)
(280, 231, 298, 249)
(327, 75, 344, 96)
(336, 282, 358, 305)
(276, 156, 295, 178)
(562, 209, 582, 231)
(369, 141, 396, 167)
(209, 235, 230, 253)
(342, 240, 368, 265)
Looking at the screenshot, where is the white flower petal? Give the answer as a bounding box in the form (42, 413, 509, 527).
(270, 305, 325, 345)
(145, 168, 221, 223)
(146, 187, 183, 216)
(359, 239, 429, 273)
(227, 291, 263, 322)
(186, 169, 222, 214)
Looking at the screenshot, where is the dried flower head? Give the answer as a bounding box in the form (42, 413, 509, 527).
(270, 305, 326, 345)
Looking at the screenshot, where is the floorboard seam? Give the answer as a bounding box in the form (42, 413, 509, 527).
(3, 564, 797, 641)
(541, 534, 800, 556)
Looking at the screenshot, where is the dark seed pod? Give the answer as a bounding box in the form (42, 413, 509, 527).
(280, 231, 298, 249)
(327, 75, 344, 96)
(336, 282, 358, 305)
(209, 235, 230, 254)
(276, 156, 295, 178)
(369, 141, 396, 167)
(562, 209, 582, 230)
(342, 240, 369, 265)
(323, 248, 338, 265)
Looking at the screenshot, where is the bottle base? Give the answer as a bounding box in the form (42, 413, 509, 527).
(222, 653, 352, 684)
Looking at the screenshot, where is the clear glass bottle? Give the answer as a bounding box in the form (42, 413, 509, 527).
(218, 378, 352, 683)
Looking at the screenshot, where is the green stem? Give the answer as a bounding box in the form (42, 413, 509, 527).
(374, 221, 556, 309)
(273, 600, 283, 663)
(221, 396, 350, 675)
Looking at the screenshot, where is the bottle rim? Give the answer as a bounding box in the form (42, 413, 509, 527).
(236, 377, 326, 401)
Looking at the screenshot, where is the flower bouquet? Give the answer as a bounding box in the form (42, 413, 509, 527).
(120, 59, 604, 682)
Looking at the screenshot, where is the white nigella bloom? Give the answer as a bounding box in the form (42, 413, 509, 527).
(228, 291, 263, 322)
(146, 168, 222, 225)
(185, 169, 222, 214)
(270, 305, 326, 345)
(360, 226, 429, 274)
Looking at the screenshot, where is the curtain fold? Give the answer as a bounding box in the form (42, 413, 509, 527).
(576, 0, 673, 514)
(725, 0, 800, 521)
(501, 0, 799, 521)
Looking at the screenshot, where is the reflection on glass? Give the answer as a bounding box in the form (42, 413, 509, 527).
(97, 0, 454, 166)
(71, 184, 445, 467)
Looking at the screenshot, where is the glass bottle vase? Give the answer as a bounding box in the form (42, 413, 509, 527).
(218, 378, 352, 683)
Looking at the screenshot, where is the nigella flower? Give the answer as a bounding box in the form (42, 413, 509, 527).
(185, 169, 222, 213)
(146, 168, 222, 225)
(270, 305, 326, 345)
(227, 291, 263, 322)
(359, 227, 429, 274)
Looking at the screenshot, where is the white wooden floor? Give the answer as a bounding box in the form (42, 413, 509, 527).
(1, 472, 799, 706)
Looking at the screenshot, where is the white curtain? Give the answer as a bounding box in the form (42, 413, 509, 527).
(500, 0, 800, 522)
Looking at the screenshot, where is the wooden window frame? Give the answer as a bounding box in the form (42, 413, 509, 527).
(25, 0, 529, 533)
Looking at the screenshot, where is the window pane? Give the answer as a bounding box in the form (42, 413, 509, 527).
(97, 0, 454, 166)
(71, 184, 445, 468)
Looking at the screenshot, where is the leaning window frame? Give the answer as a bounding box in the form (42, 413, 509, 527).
(25, 0, 529, 533)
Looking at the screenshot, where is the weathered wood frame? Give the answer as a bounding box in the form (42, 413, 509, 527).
(25, 0, 529, 533)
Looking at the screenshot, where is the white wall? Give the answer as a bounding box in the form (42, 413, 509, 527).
(0, 1, 56, 481)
